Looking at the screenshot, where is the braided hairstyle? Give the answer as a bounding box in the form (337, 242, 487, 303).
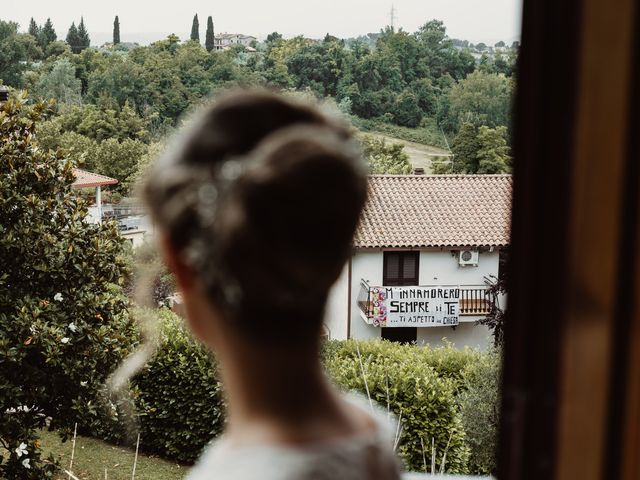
(143, 90, 367, 344)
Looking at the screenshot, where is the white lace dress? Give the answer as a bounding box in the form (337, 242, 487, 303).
(186, 398, 402, 480)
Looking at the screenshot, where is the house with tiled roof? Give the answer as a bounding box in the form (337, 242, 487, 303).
(324, 174, 512, 349)
(71, 168, 118, 225)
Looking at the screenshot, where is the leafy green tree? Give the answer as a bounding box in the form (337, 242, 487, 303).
(113, 16, 120, 45)
(0, 92, 137, 478)
(44, 40, 69, 59)
(33, 58, 82, 105)
(190, 14, 200, 42)
(205, 16, 214, 52)
(476, 125, 511, 173)
(66, 22, 80, 54)
(266, 32, 283, 43)
(360, 135, 413, 174)
(93, 138, 150, 192)
(450, 122, 480, 173)
(392, 89, 422, 127)
(447, 70, 512, 130)
(44, 102, 152, 143)
(410, 77, 437, 115)
(77, 17, 90, 52)
(0, 21, 29, 86)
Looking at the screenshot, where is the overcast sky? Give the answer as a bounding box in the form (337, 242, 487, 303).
(6, 0, 522, 46)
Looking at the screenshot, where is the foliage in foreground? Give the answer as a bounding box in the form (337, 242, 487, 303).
(80, 309, 498, 475)
(457, 348, 502, 475)
(0, 92, 138, 478)
(133, 311, 226, 463)
(323, 340, 475, 473)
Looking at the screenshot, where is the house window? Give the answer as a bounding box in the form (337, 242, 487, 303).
(383, 251, 419, 286)
(382, 251, 419, 343)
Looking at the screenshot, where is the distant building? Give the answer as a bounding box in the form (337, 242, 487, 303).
(214, 33, 257, 51)
(71, 169, 118, 224)
(324, 174, 512, 350)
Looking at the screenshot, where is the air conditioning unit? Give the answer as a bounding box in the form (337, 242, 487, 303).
(459, 249, 479, 266)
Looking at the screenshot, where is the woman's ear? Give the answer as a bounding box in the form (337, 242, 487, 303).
(158, 232, 194, 293)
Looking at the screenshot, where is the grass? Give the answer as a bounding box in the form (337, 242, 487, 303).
(38, 429, 186, 480)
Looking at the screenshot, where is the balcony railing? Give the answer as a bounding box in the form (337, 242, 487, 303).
(358, 281, 495, 324)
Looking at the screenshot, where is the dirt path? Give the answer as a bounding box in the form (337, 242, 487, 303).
(365, 132, 452, 173)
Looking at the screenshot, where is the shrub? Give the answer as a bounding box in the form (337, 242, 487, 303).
(322, 340, 471, 473)
(133, 310, 225, 463)
(95, 311, 494, 473)
(360, 135, 413, 174)
(457, 348, 501, 475)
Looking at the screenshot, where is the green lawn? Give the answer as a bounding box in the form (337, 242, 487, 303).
(39, 430, 187, 480)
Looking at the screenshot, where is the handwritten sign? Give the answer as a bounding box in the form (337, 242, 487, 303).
(369, 286, 460, 327)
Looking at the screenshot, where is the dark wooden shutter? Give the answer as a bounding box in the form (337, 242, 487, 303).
(383, 251, 419, 286)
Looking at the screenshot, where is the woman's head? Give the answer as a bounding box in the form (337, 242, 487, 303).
(144, 90, 367, 347)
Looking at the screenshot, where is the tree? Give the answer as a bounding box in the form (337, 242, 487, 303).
(450, 122, 481, 173)
(113, 16, 120, 45)
(77, 17, 90, 52)
(0, 21, 29, 86)
(360, 135, 413, 174)
(190, 14, 200, 42)
(447, 70, 512, 130)
(266, 32, 283, 44)
(66, 22, 80, 54)
(28, 18, 39, 38)
(205, 16, 214, 52)
(392, 89, 422, 127)
(33, 58, 82, 105)
(0, 92, 137, 478)
(476, 125, 511, 173)
(39, 18, 57, 50)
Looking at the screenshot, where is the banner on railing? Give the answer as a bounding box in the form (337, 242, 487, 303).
(368, 286, 460, 328)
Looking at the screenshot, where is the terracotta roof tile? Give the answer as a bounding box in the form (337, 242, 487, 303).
(71, 169, 118, 188)
(354, 175, 512, 248)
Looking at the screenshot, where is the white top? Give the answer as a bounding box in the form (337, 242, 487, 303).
(186, 397, 402, 480)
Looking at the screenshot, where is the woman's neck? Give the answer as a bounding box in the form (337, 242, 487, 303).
(217, 342, 364, 447)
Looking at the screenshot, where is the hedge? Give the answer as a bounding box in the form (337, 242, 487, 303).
(322, 340, 473, 473)
(133, 310, 226, 463)
(93, 310, 498, 473)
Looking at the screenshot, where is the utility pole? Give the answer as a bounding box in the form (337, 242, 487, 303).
(389, 4, 397, 30)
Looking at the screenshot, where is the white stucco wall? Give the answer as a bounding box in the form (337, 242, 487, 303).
(323, 263, 349, 340)
(323, 248, 501, 349)
(349, 251, 383, 340)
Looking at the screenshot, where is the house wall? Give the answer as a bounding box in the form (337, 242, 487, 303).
(324, 248, 500, 350)
(324, 262, 349, 340)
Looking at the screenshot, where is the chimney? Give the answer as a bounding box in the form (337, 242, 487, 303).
(413, 167, 425, 175)
(0, 85, 8, 104)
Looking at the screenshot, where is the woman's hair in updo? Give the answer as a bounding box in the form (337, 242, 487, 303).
(143, 89, 367, 343)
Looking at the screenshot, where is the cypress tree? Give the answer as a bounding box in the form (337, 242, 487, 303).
(66, 22, 80, 54)
(77, 17, 90, 52)
(190, 14, 200, 42)
(28, 18, 40, 38)
(113, 16, 120, 45)
(205, 16, 214, 52)
(40, 18, 57, 49)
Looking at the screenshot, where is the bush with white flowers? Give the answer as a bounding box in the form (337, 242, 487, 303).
(0, 92, 138, 478)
